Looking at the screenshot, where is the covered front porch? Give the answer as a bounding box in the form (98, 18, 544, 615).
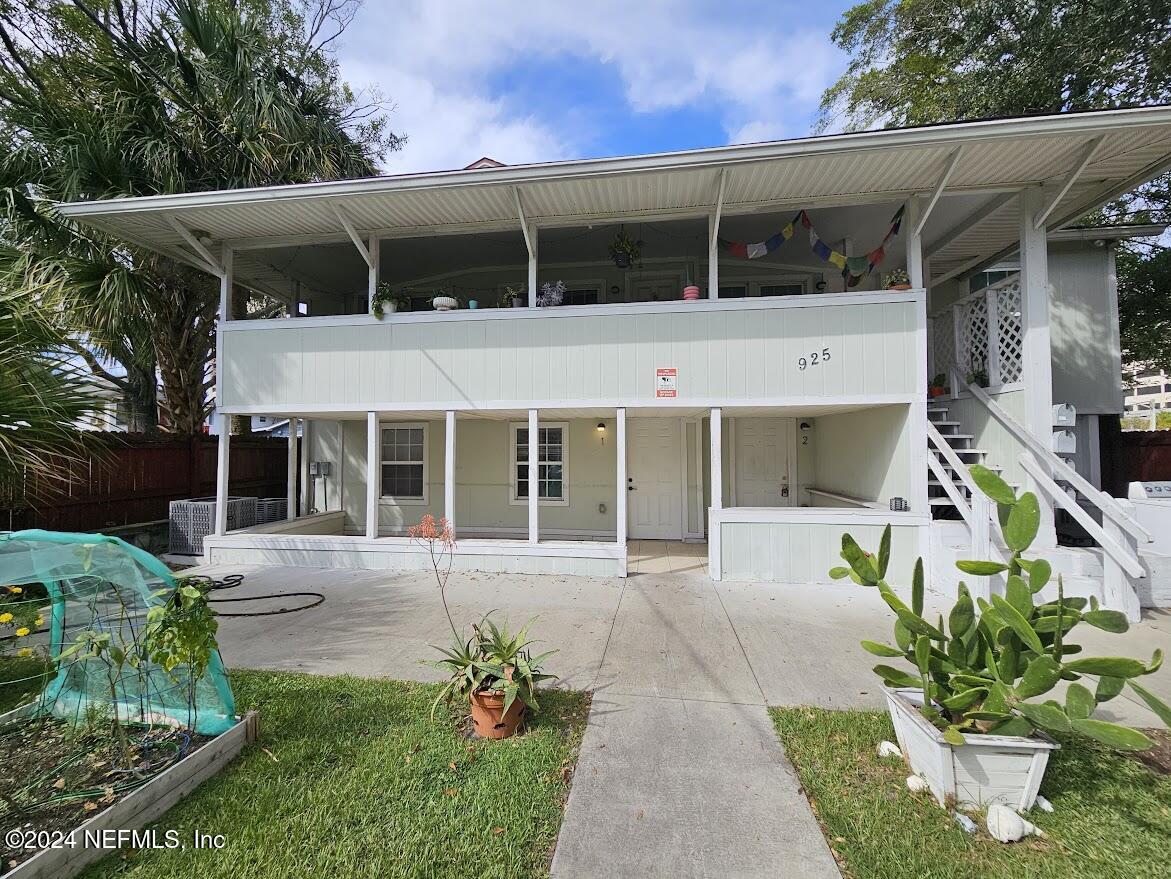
(205, 399, 926, 581)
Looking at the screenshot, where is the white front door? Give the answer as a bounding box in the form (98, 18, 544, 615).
(734, 417, 794, 507)
(628, 277, 679, 302)
(627, 418, 683, 539)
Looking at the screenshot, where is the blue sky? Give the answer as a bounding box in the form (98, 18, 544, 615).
(335, 1, 855, 173)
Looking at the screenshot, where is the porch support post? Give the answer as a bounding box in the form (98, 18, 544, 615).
(215, 244, 233, 417)
(214, 411, 230, 536)
(709, 407, 723, 580)
(526, 224, 538, 308)
(527, 409, 539, 543)
(445, 410, 456, 534)
(300, 419, 311, 515)
(286, 417, 298, 520)
(710, 408, 723, 511)
(366, 235, 380, 314)
(616, 408, 627, 548)
(1019, 187, 1057, 547)
(903, 195, 924, 289)
(708, 170, 726, 299)
(366, 411, 379, 539)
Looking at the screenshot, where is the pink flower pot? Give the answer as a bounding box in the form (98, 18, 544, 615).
(682, 285, 701, 300)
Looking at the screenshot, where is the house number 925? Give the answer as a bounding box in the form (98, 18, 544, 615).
(798, 348, 831, 370)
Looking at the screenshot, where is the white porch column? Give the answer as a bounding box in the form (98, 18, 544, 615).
(707, 213, 720, 298)
(528, 409, 539, 543)
(710, 408, 723, 510)
(366, 411, 379, 539)
(214, 411, 230, 536)
(445, 410, 456, 533)
(526, 224, 538, 307)
(709, 407, 723, 580)
(616, 408, 627, 547)
(904, 196, 924, 289)
(300, 419, 311, 515)
(286, 417, 298, 520)
(366, 235, 380, 314)
(1019, 187, 1057, 546)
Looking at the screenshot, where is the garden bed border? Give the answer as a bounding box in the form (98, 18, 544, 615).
(3, 708, 259, 879)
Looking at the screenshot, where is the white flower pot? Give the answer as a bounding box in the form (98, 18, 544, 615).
(885, 687, 1059, 810)
(432, 296, 458, 311)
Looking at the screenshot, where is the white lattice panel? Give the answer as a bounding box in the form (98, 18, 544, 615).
(996, 279, 1023, 383)
(956, 295, 989, 379)
(932, 309, 956, 380)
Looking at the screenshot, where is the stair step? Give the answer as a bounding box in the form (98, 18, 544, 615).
(943, 434, 975, 442)
(950, 448, 988, 457)
(929, 497, 960, 506)
(932, 421, 963, 427)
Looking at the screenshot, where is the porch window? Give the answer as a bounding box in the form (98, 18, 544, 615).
(510, 422, 569, 505)
(380, 423, 428, 503)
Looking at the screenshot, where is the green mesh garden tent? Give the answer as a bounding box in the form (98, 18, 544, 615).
(0, 530, 235, 735)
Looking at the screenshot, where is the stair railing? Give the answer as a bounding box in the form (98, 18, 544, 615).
(926, 420, 998, 599)
(951, 368, 1149, 620)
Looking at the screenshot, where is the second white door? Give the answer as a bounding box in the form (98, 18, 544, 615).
(734, 417, 794, 507)
(627, 418, 683, 539)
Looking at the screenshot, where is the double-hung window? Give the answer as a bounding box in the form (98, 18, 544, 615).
(381, 423, 428, 504)
(510, 422, 568, 505)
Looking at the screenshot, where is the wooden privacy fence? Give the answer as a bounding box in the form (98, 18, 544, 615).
(2, 433, 293, 533)
(1099, 420, 1171, 498)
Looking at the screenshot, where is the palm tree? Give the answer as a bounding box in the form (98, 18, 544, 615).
(0, 0, 400, 435)
(0, 286, 97, 509)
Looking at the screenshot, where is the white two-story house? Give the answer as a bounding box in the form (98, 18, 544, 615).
(60, 107, 1171, 619)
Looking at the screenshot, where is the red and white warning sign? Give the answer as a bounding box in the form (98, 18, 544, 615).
(656, 367, 677, 398)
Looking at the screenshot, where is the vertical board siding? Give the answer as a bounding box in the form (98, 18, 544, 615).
(720, 521, 920, 584)
(221, 298, 921, 409)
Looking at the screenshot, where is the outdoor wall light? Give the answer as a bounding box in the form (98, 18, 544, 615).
(799, 421, 812, 431)
(597, 421, 606, 446)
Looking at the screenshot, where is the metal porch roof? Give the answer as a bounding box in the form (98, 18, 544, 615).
(56, 106, 1171, 286)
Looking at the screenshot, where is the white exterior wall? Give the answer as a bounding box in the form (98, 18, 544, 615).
(945, 389, 1028, 487)
(219, 292, 923, 413)
(717, 516, 922, 585)
(811, 406, 911, 507)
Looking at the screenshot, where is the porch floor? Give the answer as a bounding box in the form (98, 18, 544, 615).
(628, 539, 709, 576)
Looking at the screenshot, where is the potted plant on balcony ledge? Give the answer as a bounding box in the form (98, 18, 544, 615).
(431, 289, 459, 311)
(883, 268, 912, 290)
(828, 465, 1171, 811)
(371, 282, 410, 318)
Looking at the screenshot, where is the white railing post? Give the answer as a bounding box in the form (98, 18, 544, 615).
(214, 411, 230, 537)
(709, 408, 723, 580)
(985, 286, 1001, 388)
(970, 492, 992, 601)
(528, 409, 539, 543)
(445, 410, 456, 536)
(1103, 500, 1143, 623)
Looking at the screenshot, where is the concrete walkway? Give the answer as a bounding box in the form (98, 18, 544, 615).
(192, 562, 1171, 877)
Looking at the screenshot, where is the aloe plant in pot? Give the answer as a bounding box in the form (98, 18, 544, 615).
(432, 615, 557, 739)
(829, 464, 1171, 809)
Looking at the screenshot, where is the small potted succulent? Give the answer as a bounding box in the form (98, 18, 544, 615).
(884, 268, 911, 290)
(371, 282, 410, 319)
(500, 286, 526, 308)
(928, 373, 948, 398)
(829, 466, 1171, 810)
(433, 614, 557, 739)
(608, 228, 641, 269)
(431, 289, 459, 311)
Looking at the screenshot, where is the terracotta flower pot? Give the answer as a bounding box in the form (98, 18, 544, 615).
(888, 283, 913, 290)
(928, 386, 947, 398)
(469, 689, 525, 739)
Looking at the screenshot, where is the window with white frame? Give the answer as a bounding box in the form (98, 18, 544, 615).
(380, 423, 428, 503)
(510, 422, 568, 505)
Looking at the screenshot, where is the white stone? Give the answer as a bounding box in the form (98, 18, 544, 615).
(986, 803, 1043, 843)
(877, 740, 902, 759)
(905, 774, 930, 793)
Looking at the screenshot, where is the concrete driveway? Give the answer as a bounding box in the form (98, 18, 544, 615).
(194, 562, 1171, 879)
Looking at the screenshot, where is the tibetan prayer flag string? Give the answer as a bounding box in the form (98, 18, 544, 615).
(718, 205, 906, 287)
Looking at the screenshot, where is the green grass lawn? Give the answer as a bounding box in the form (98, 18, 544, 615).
(75, 670, 589, 879)
(771, 707, 1171, 879)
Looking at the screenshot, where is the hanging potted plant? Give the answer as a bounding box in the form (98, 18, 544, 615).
(431, 289, 459, 311)
(883, 268, 912, 290)
(828, 467, 1171, 812)
(371, 282, 410, 319)
(608, 227, 641, 269)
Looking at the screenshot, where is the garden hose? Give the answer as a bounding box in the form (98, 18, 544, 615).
(183, 573, 325, 617)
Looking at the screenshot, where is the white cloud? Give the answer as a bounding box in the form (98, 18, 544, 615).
(335, 1, 846, 172)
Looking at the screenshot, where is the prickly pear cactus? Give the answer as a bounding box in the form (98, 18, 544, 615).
(830, 465, 1171, 749)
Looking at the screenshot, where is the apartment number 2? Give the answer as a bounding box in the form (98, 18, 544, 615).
(798, 348, 831, 370)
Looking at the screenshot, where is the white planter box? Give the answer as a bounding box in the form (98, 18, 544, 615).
(885, 687, 1059, 810)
